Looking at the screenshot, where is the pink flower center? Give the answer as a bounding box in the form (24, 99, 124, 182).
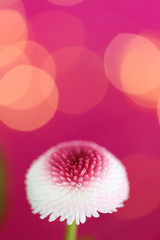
(47, 143, 108, 188)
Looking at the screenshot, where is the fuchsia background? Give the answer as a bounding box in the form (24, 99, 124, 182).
(1, 0, 160, 239)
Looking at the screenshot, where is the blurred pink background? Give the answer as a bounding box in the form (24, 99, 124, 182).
(0, 0, 160, 239)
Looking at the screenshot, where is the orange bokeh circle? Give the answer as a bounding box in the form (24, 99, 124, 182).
(104, 33, 160, 95)
(126, 86, 160, 110)
(0, 9, 27, 71)
(0, 9, 27, 46)
(124, 33, 160, 109)
(0, 65, 59, 131)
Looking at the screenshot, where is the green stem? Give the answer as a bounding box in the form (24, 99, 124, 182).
(65, 221, 77, 240)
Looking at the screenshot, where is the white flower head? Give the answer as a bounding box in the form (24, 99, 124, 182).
(25, 141, 129, 225)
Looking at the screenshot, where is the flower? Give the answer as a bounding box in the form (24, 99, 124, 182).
(25, 141, 129, 225)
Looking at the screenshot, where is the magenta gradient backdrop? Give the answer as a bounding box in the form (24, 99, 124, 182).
(1, 0, 160, 239)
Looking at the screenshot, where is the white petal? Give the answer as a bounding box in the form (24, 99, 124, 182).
(67, 216, 75, 225)
(49, 213, 59, 222)
(92, 211, 99, 218)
